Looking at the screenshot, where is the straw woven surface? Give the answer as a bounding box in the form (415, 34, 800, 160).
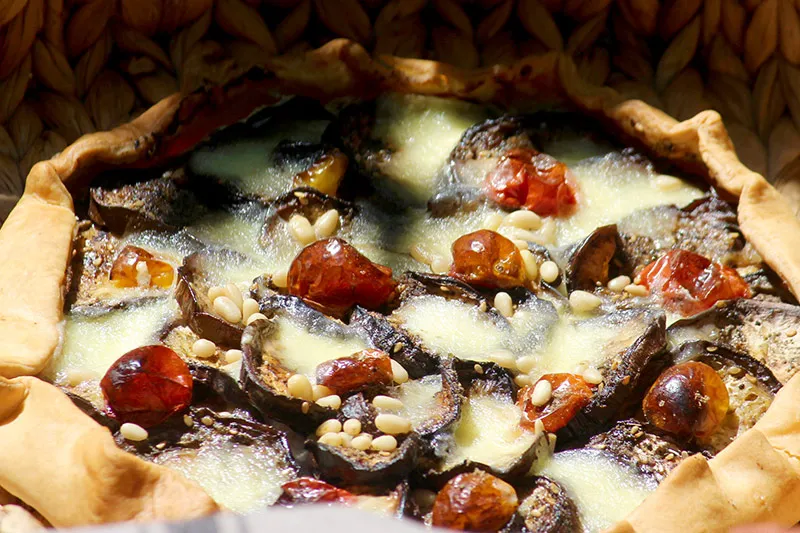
(0, 0, 797, 218)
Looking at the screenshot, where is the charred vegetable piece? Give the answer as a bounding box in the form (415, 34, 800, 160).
(291, 148, 348, 196)
(391, 360, 463, 438)
(501, 476, 580, 533)
(431, 470, 519, 531)
(278, 478, 407, 517)
(565, 225, 625, 292)
(315, 349, 394, 395)
(89, 167, 207, 233)
(642, 361, 729, 439)
(450, 230, 526, 289)
(671, 341, 781, 453)
(588, 419, 686, 483)
(110, 245, 175, 289)
(484, 147, 577, 217)
(101, 345, 193, 428)
(638, 249, 751, 316)
(668, 299, 800, 384)
(287, 238, 397, 316)
(175, 251, 245, 346)
(518, 374, 594, 434)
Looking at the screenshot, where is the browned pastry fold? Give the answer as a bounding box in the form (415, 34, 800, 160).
(0, 376, 219, 527)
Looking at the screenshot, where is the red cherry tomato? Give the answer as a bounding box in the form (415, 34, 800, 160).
(484, 148, 578, 217)
(101, 345, 193, 428)
(278, 477, 354, 505)
(450, 229, 526, 289)
(287, 238, 397, 315)
(517, 373, 594, 433)
(638, 249, 751, 316)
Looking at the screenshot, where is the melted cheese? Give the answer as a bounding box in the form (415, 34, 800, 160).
(555, 153, 703, 246)
(394, 374, 443, 430)
(47, 298, 178, 380)
(538, 449, 655, 532)
(273, 316, 368, 378)
(188, 119, 330, 198)
(370, 94, 488, 203)
(445, 394, 536, 471)
(154, 439, 296, 513)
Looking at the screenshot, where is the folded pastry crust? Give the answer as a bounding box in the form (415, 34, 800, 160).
(0, 39, 799, 529)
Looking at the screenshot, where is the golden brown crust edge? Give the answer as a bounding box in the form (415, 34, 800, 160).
(1, 39, 800, 530)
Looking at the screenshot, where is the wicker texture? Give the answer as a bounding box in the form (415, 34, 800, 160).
(0, 0, 797, 214)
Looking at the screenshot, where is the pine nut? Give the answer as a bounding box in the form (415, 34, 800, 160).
(375, 413, 412, 434)
(120, 423, 149, 442)
(208, 286, 226, 302)
(371, 435, 398, 452)
(313, 384, 334, 401)
(242, 298, 260, 322)
(531, 380, 553, 407)
(504, 210, 542, 231)
(391, 360, 409, 384)
(624, 284, 649, 297)
(430, 257, 450, 274)
(514, 374, 531, 387)
(343, 419, 362, 436)
(570, 290, 602, 313)
(483, 212, 504, 231)
(494, 292, 514, 318)
(246, 312, 268, 325)
(486, 349, 517, 370)
(288, 215, 315, 245)
(534, 419, 545, 435)
(351, 433, 373, 450)
(501, 226, 540, 243)
(316, 394, 342, 409)
(316, 419, 343, 437)
(372, 395, 404, 411)
(537, 219, 557, 245)
(540, 261, 559, 283)
(224, 349, 243, 364)
(224, 283, 243, 310)
(653, 174, 682, 192)
(192, 339, 217, 359)
(301, 402, 310, 414)
(512, 239, 529, 251)
(516, 355, 537, 374)
(135, 261, 151, 287)
(521, 250, 538, 281)
(318, 432, 343, 446)
(273, 270, 288, 288)
(183, 415, 193, 427)
(288, 374, 314, 401)
(607, 275, 631, 292)
(338, 432, 353, 448)
(583, 367, 603, 385)
(65, 368, 97, 387)
(314, 209, 340, 239)
(410, 244, 433, 266)
(213, 296, 242, 324)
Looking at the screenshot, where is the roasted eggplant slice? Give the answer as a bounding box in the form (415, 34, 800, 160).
(176, 251, 248, 347)
(334, 94, 488, 204)
(89, 167, 208, 233)
(501, 476, 581, 533)
(390, 360, 463, 439)
(668, 298, 800, 384)
(241, 295, 373, 429)
(564, 224, 627, 292)
(535, 448, 657, 532)
(670, 340, 781, 453)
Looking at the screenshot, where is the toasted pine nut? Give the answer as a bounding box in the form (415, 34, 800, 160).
(213, 296, 242, 323)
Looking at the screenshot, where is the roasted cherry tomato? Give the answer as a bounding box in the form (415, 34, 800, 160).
(110, 245, 174, 289)
(101, 345, 193, 428)
(432, 470, 518, 531)
(315, 349, 394, 395)
(450, 229, 526, 289)
(287, 238, 397, 315)
(643, 361, 729, 439)
(638, 249, 751, 316)
(518, 373, 594, 433)
(484, 147, 578, 217)
(278, 477, 354, 505)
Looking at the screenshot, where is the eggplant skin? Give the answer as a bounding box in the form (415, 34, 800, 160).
(501, 476, 581, 533)
(309, 433, 421, 487)
(588, 419, 686, 484)
(260, 187, 355, 249)
(559, 314, 669, 444)
(565, 224, 626, 292)
(671, 341, 782, 394)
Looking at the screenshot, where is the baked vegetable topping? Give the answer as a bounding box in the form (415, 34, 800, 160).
(432, 470, 519, 531)
(518, 374, 594, 433)
(449, 230, 527, 289)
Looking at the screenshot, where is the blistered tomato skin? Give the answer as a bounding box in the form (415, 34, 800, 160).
(292, 149, 348, 197)
(287, 238, 397, 314)
(110, 245, 175, 288)
(450, 230, 526, 289)
(100, 345, 193, 428)
(278, 477, 354, 505)
(484, 148, 578, 217)
(643, 361, 730, 439)
(639, 249, 751, 316)
(315, 349, 394, 395)
(432, 470, 519, 531)
(518, 373, 594, 433)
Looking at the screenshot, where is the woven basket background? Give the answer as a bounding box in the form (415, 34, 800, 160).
(1, 0, 798, 221)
